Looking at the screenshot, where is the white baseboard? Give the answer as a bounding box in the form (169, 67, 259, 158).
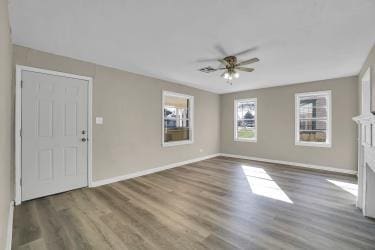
(91, 153, 221, 187)
(219, 153, 357, 175)
(91, 152, 356, 188)
(5, 201, 14, 250)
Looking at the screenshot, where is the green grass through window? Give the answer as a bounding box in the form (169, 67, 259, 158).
(238, 128, 255, 139)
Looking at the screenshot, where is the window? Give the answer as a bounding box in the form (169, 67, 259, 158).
(162, 91, 193, 146)
(295, 91, 331, 147)
(234, 98, 257, 142)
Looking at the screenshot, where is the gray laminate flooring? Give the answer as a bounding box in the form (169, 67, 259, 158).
(12, 157, 375, 249)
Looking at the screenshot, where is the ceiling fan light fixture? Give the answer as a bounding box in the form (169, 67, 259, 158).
(199, 54, 259, 83)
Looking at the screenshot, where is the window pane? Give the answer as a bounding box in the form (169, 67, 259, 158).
(163, 93, 192, 143)
(164, 119, 175, 129)
(165, 127, 190, 142)
(299, 106, 327, 119)
(165, 95, 188, 109)
(299, 95, 327, 105)
(299, 120, 327, 130)
(297, 92, 330, 145)
(237, 102, 256, 120)
(299, 95, 327, 120)
(299, 131, 326, 142)
(164, 119, 189, 128)
(235, 99, 256, 141)
(164, 107, 176, 118)
(237, 119, 255, 128)
(237, 127, 255, 139)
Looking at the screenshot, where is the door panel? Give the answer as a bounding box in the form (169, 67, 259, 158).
(21, 70, 88, 201)
(38, 149, 53, 181)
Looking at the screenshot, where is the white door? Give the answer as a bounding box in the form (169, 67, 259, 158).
(21, 70, 89, 201)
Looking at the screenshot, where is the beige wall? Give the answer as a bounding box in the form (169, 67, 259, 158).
(0, 0, 13, 247)
(13, 45, 220, 181)
(220, 76, 358, 171)
(10, 43, 372, 203)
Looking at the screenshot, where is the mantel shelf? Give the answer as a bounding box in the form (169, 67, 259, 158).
(352, 114, 375, 124)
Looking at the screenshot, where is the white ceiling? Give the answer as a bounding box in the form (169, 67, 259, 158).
(8, 0, 375, 94)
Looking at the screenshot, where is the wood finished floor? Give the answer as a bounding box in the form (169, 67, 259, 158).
(12, 157, 375, 250)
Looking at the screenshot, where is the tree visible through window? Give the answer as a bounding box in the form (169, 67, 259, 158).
(235, 98, 257, 141)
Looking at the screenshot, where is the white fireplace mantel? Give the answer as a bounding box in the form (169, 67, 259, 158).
(353, 114, 375, 218)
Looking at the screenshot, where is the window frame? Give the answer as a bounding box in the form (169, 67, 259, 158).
(162, 90, 194, 147)
(234, 98, 257, 142)
(295, 90, 332, 148)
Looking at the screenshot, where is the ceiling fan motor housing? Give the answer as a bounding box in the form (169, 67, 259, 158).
(224, 56, 238, 67)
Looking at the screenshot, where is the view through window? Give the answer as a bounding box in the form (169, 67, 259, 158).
(235, 98, 257, 141)
(295, 91, 331, 146)
(163, 91, 193, 146)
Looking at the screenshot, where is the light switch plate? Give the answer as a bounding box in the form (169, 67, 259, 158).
(96, 117, 103, 125)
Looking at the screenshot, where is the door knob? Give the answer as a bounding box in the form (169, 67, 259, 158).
(81, 138, 87, 142)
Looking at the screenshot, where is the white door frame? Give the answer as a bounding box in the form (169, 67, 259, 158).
(15, 65, 93, 205)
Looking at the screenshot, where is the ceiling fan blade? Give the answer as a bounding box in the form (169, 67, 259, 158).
(232, 46, 258, 57)
(196, 45, 229, 62)
(198, 66, 227, 73)
(236, 67, 254, 72)
(196, 58, 223, 63)
(218, 59, 229, 66)
(237, 58, 259, 66)
(215, 44, 229, 57)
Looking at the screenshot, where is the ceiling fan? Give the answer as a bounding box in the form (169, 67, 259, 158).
(198, 55, 259, 83)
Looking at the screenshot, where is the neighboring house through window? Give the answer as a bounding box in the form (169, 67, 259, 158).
(295, 91, 331, 147)
(162, 91, 194, 146)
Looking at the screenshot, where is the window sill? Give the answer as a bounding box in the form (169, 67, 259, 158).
(295, 141, 331, 148)
(234, 138, 257, 143)
(162, 140, 193, 147)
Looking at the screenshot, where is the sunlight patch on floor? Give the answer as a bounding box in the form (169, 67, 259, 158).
(241, 165, 293, 204)
(326, 179, 358, 197)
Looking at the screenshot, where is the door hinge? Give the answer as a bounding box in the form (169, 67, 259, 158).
(20, 178, 22, 186)
(20, 129, 22, 137)
(20, 80, 23, 88)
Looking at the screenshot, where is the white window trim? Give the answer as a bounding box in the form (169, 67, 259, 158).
(162, 90, 194, 147)
(234, 98, 257, 142)
(295, 90, 332, 148)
